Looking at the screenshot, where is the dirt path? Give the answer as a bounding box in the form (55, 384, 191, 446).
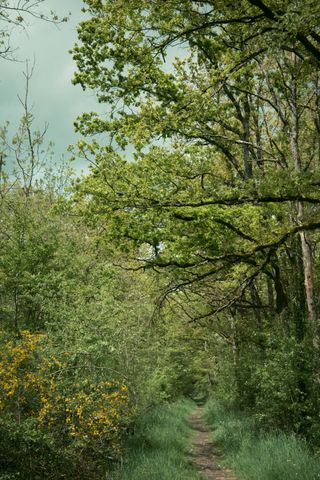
(188, 407, 237, 480)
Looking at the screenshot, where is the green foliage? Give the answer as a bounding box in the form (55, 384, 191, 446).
(252, 335, 315, 433)
(143, 315, 214, 403)
(0, 330, 133, 479)
(3, 1, 320, 478)
(0, 159, 209, 477)
(0, 34, 214, 479)
(70, 0, 320, 369)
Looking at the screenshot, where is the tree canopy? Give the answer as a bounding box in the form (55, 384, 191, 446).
(71, 0, 320, 319)
(70, 0, 320, 440)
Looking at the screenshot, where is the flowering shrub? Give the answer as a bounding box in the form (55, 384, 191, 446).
(0, 330, 133, 478)
(0, 330, 48, 413)
(39, 379, 131, 451)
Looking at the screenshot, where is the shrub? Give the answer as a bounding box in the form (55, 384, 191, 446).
(0, 330, 133, 479)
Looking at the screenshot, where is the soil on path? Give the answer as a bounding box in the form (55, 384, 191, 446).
(188, 407, 237, 480)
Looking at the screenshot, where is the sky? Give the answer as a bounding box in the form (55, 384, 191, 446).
(1, 0, 101, 173)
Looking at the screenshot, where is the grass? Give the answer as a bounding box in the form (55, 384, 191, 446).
(204, 399, 320, 480)
(112, 399, 202, 480)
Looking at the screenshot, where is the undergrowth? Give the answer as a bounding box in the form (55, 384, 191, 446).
(113, 399, 201, 480)
(204, 399, 320, 480)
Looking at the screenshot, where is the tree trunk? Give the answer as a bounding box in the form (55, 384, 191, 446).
(290, 53, 317, 335)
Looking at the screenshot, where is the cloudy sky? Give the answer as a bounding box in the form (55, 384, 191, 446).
(1, 0, 100, 173)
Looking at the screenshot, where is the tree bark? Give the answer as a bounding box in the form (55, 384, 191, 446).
(290, 53, 317, 334)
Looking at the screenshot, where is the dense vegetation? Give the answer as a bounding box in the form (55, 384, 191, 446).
(1, 0, 320, 478)
(0, 112, 207, 477)
(71, 0, 320, 438)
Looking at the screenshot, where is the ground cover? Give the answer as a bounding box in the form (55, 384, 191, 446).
(113, 399, 201, 480)
(204, 400, 320, 480)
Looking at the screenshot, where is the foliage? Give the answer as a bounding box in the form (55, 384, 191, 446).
(0, 122, 207, 477)
(2, 1, 320, 477)
(0, 330, 132, 479)
(70, 0, 320, 329)
(70, 0, 320, 444)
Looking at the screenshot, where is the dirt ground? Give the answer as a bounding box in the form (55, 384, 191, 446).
(188, 407, 238, 480)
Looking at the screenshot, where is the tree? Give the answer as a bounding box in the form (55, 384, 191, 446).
(71, 0, 320, 435)
(71, 0, 320, 322)
(0, 0, 68, 60)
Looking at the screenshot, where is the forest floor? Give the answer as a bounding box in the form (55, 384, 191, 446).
(188, 407, 237, 480)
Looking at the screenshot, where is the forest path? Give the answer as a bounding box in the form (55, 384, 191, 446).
(188, 407, 237, 480)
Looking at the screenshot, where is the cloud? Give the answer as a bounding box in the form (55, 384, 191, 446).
(0, 0, 98, 173)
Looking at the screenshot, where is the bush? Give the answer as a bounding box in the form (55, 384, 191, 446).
(0, 330, 133, 479)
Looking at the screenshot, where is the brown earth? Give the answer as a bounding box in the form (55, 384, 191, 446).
(188, 407, 237, 480)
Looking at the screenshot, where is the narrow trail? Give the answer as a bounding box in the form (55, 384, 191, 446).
(188, 407, 237, 480)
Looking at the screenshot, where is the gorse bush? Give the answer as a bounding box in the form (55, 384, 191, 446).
(0, 330, 133, 479)
(204, 399, 320, 480)
(0, 330, 48, 412)
(40, 379, 131, 447)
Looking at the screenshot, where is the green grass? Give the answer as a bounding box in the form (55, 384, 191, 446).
(113, 399, 202, 480)
(204, 399, 320, 480)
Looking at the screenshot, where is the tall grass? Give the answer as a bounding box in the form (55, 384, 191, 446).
(204, 399, 320, 480)
(113, 399, 201, 480)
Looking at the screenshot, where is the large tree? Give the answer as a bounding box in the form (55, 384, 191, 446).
(72, 0, 320, 317)
(71, 0, 320, 433)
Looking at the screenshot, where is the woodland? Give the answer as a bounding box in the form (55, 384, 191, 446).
(1, 1, 320, 479)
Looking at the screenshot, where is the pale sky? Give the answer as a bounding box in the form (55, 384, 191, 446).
(1, 0, 101, 173)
